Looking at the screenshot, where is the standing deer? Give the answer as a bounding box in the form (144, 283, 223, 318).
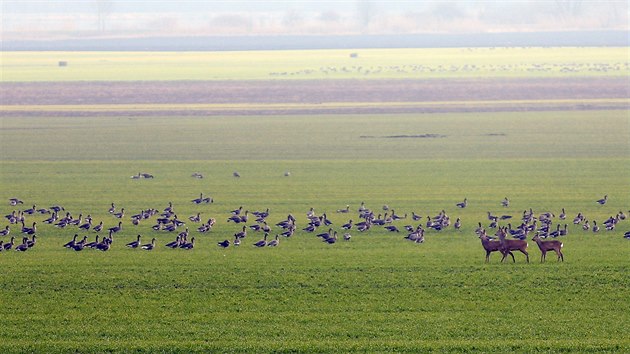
(498, 227, 529, 263)
(532, 233, 564, 262)
(479, 231, 514, 263)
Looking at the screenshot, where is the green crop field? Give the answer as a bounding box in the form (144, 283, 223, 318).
(0, 108, 629, 352)
(2, 47, 629, 81)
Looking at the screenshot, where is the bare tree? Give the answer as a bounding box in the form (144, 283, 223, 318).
(357, 0, 373, 33)
(554, 0, 583, 22)
(96, 0, 114, 33)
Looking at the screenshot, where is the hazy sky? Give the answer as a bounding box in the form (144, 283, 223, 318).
(2, 1, 628, 39)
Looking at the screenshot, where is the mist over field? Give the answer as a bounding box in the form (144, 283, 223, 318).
(3, 0, 628, 41)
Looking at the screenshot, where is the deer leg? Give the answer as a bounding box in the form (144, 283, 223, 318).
(508, 251, 515, 263)
(521, 249, 529, 263)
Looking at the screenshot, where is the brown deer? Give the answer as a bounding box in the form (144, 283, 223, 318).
(532, 233, 564, 262)
(498, 227, 529, 263)
(479, 231, 514, 263)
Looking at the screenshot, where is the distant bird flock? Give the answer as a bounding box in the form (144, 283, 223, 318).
(2, 191, 629, 263)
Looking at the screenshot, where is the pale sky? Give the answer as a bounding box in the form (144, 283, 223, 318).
(2, 1, 628, 39)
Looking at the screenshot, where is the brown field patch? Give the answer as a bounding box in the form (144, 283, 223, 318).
(1, 77, 628, 116)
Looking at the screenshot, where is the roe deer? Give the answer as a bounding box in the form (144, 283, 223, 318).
(532, 233, 564, 262)
(479, 231, 514, 263)
(498, 227, 529, 263)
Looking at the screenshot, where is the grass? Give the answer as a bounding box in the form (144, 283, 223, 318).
(2, 47, 629, 81)
(0, 110, 629, 352)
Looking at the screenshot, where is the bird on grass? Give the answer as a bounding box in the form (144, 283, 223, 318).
(253, 233, 268, 247)
(141, 238, 156, 251)
(126, 235, 142, 249)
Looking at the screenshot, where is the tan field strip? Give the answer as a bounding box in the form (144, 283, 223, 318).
(2, 98, 628, 114)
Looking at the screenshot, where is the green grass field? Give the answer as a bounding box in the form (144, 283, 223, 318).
(0, 109, 629, 352)
(2, 47, 629, 81)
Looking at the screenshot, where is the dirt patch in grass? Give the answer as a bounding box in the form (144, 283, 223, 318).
(1, 77, 627, 116)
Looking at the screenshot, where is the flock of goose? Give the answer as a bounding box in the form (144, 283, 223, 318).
(2, 195, 629, 262)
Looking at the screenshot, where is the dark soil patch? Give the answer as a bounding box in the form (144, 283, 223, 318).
(1, 77, 627, 116)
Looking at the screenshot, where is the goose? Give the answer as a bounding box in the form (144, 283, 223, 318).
(337, 205, 350, 213)
(454, 218, 462, 230)
(96, 237, 111, 251)
(456, 198, 467, 208)
(217, 239, 230, 248)
(231, 206, 243, 215)
(165, 236, 180, 249)
(317, 228, 333, 239)
(596, 195, 608, 205)
(191, 172, 204, 179)
(15, 237, 29, 252)
(582, 220, 590, 231)
(500, 215, 512, 220)
(261, 222, 271, 233)
(9, 198, 24, 206)
(140, 173, 154, 179)
(92, 221, 104, 232)
(26, 222, 37, 235)
(382, 205, 389, 211)
(72, 236, 88, 251)
(233, 235, 241, 246)
(180, 237, 195, 250)
(391, 210, 407, 220)
(113, 208, 125, 219)
(43, 213, 58, 224)
(592, 221, 600, 233)
(64, 234, 78, 248)
(324, 231, 338, 244)
(358, 202, 367, 212)
(267, 235, 280, 247)
(141, 238, 156, 251)
(49, 205, 64, 213)
(302, 224, 317, 233)
(108, 222, 122, 233)
(253, 208, 270, 219)
(192, 193, 204, 204)
(108, 203, 116, 214)
(234, 226, 247, 239)
(126, 235, 142, 248)
(78, 218, 92, 230)
(233, 171, 240, 178)
(23, 205, 37, 215)
(25, 235, 36, 248)
(559, 224, 568, 236)
(4, 237, 15, 250)
(343, 233, 352, 241)
(253, 233, 268, 247)
(341, 220, 353, 230)
(85, 235, 100, 249)
(0, 240, 3, 251)
(411, 212, 422, 221)
(227, 210, 248, 223)
(619, 211, 627, 220)
(501, 197, 510, 207)
(69, 214, 83, 226)
(279, 226, 295, 238)
(559, 208, 567, 220)
(384, 225, 400, 232)
(131, 172, 141, 179)
(0, 225, 9, 236)
(624, 231, 630, 239)
(189, 213, 201, 223)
